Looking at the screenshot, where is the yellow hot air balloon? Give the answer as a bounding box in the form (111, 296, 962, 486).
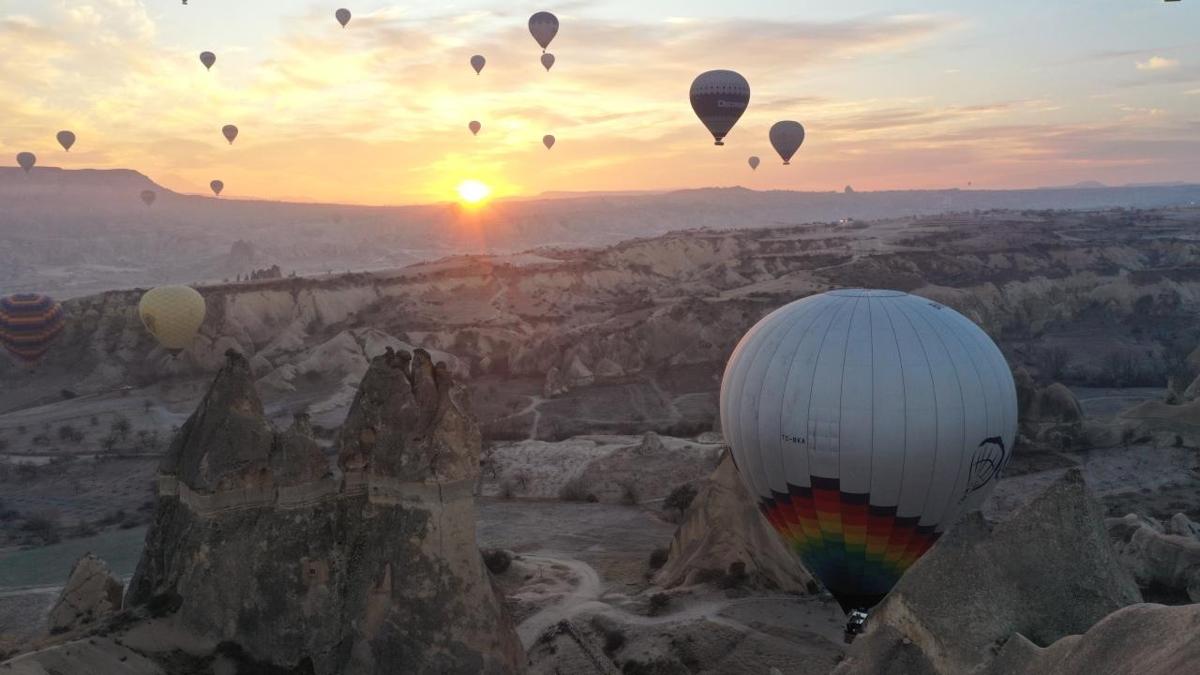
(138, 286, 206, 352)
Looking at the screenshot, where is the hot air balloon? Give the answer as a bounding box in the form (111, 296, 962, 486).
(200, 51, 216, 70)
(720, 289, 1017, 612)
(57, 131, 76, 152)
(469, 121, 482, 136)
(748, 156, 760, 171)
(471, 55, 486, 74)
(336, 8, 351, 28)
(689, 70, 750, 146)
(541, 53, 555, 71)
(210, 180, 224, 196)
(222, 125, 239, 145)
(543, 135, 555, 150)
(16, 152, 36, 173)
(141, 190, 157, 206)
(769, 121, 806, 165)
(529, 12, 558, 52)
(139, 286, 206, 353)
(0, 294, 65, 364)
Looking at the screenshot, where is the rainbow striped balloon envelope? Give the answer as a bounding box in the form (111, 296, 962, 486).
(0, 293, 66, 363)
(720, 289, 1017, 611)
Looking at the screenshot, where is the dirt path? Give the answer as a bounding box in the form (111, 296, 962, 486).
(516, 554, 604, 647)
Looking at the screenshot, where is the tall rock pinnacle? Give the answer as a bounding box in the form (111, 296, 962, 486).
(127, 348, 525, 674)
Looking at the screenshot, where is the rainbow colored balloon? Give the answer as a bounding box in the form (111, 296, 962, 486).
(0, 293, 66, 363)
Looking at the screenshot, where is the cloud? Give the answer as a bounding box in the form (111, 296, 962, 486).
(1137, 56, 1179, 71)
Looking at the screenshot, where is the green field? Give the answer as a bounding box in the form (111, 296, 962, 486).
(0, 526, 147, 590)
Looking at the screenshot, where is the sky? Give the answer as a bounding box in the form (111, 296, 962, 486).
(0, 0, 1198, 205)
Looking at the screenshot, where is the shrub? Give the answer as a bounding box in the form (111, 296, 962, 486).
(58, 425, 84, 444)
(603, 628, 626, 654)
(482, 549, 512, 575)
(648, 593, 670, 616)
(21, 513, 61, 545)
(559, 476, 593, 502)
(648, 548, 669, 570)
(619, 480, 640, 505)
(663, 483, 698, 518)
(499, 479, 517, 500)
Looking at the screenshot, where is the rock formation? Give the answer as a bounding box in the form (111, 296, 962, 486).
(982, 603, 1200, 675)
(124, 349, 524, 675)
(46, 554, 124, 635)
(1014, 368, 1083, 424)
(835, 469, 1141, 675)
(656, 453, 814, 592)
(1106, 512, 1200, 602)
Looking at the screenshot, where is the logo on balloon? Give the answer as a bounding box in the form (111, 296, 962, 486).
(964, 436, 1007, 497)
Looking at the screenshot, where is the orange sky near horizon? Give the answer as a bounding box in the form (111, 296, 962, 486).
(1, 1, 1198, 206)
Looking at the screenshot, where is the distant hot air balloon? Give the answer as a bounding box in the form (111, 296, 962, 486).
(139, 286, 206, 353)
(336, 8, 351, 28)
(16, 152, 36, 173)
(141, 190, 157, 206)
(769, 121, 806, 165)
(57, 131, 76, 152)
(543, 134, 556, 150)
(529, 12, 559, 52)
(541, 53, 555, 71)
(200, 51, 216, 70)
(721, 289, 1017, 612)
(222, 125, 239, 145)
(0, 294, 65, 364)
(469, 121, 482, 136)
(748, 156, 760, 171)
(210, 180, 224, 196)
(690, 70, 750, 146)
(471, 55, 486, 74)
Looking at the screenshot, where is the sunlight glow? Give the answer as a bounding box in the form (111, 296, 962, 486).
(456, 179, 492, 205)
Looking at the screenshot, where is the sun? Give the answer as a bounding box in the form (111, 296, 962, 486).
(456, 179, 492, 205)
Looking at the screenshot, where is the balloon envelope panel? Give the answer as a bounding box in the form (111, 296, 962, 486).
(719, 289, 1017, 610)
(0, 294, 66, 363)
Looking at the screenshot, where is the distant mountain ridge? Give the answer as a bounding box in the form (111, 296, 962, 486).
(3, 167, 1200, 298)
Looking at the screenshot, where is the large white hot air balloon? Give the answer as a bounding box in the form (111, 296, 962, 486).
(720, 289, 1017, 612)
(529, 12, 559, 52)
(769, 121, 806, 165)
(690, 70, 750, 146)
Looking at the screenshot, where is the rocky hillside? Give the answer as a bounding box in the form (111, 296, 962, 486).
(5, 348, 524, 674)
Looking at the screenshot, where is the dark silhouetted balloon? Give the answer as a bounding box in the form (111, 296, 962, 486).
(543, 134, 555, 150)
(690, 70, 750, 146)
(222, 125, 239, 145)
(336, 8, 351, 28)
(16, 152, 36, 173)
(0, 294, 66, 364)
(141, 190, 157, 206)
(769, 121, 806, 165)
(529, 12, 558, 51)
(748, 156, 760, 171)
(469, 121, 481, 136)
(57, 131, 76, 152)
(541, 53, 555, 71)
(200, 51, 216, 70)
(471, 55, 486, 74)
(210, 180, 224, 196)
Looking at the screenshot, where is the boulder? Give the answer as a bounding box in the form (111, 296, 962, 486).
(46, 554, 124, 635)
(1106, 512, 1200, 602)
(835, 469, 1141, 675)
(656, 453, 814, 592)
(983, 603, 1200, 675)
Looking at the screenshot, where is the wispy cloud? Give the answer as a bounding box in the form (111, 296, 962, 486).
(1137, 56, 1179, 71)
